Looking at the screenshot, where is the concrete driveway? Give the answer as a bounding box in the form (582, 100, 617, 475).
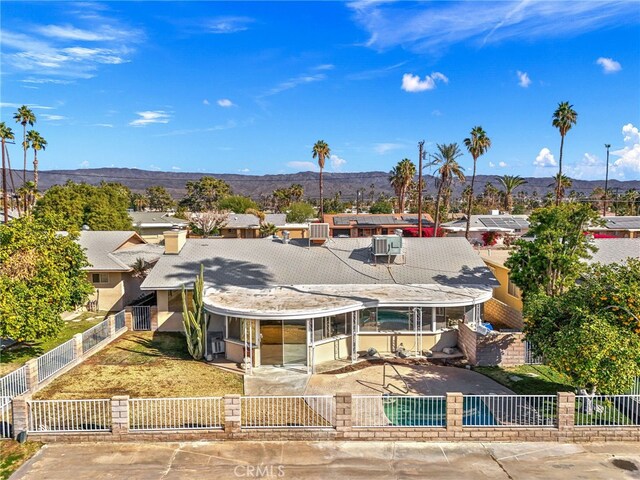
(12, 441, 640, 480)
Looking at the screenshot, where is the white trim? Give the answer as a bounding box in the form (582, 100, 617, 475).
(312, 334, 351, 346)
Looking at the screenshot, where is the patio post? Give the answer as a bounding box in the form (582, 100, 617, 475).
(111, 395, 130, 436)
(11, 394, 30, 440)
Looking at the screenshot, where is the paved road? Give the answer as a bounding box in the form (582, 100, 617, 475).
(12, 441, 640, 480)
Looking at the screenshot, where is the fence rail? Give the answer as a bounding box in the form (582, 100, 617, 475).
(37, 339, 76, 383)
(114, 310, 126, 331)
(463, 395, 557, 427)
(353, 395, 446, 427)
(28, 399, 111, 432)
(0, 397, 12, 439)
(0, 366, 28, 399)
(524, 341, 543, 365)
(82, 318, 111, 353)
(131, 306, 151, 331)
(575, 395, 640, 427)
(241, 395, 334, 429)
(129, 397, 223, 431)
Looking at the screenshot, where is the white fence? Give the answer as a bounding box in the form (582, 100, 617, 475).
(0, 366, 28, 399)
(524, 341, 543, 365)
(241, 395, 334, 429)
(82, 318, 111, 353)
(575, 395, 640, 427)
(463, 395, 557, 427)
(353, 395, 446, 427)
(114, 310, 126, 331)
(28, 399, 111, 432)
(37, 339, 76, 383)
(1, 397, 11, 438)
(129, 397, 223, 431)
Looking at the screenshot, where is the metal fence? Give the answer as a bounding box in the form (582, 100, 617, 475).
(628, 377, 640, 396)
(132, 306, 151, 331)
(0, 366, 28, 399)
(575, 395, 640, 427)
(37, 339, 76, 383)
(129, 397, 223, 431)
(463, 395, 557, 427)
(241, 395, 334, 429)
(353, 395, 446, 427)
(28, 399, 111, 432)
(0, 397, 12, 439)
(114, 310, 126, 331)
(82, 318, 111, 353)
(524, 341, 544, 365)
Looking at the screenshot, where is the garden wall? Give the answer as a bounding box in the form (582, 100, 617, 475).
(484, 298, 524, 330)
(458, 322, 527, 367)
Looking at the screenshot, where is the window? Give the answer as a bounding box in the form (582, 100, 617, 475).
(92, 273, 109, 284)
(313, 314, 351, 342)
(226, 317, 257, 344)
(358, 308, 413, 332)
(508, 279, 522, 299)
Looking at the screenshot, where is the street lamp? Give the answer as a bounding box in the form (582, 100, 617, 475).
(603, 144, 611, 217)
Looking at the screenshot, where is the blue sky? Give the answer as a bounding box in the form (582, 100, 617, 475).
(1, 1, 639, 180)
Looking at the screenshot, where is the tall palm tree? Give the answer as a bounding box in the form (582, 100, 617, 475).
(289, 183, 304, 202)
(312, 140, 330, 219)
(463, 126, 491, 239)
(432, 143, 465, 237)
(0, 122, 16, 223)
(13, 106, 36, 187)
(498, 175, 527, 213)
(389, 158, 416, 213)
(548, 173, 572, 202)
(552, 101, 577, 205)
(26, 130, 46, 192)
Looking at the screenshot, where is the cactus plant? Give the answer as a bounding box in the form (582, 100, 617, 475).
(181, 264, 208, 360)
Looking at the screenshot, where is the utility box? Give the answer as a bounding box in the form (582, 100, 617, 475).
(372, 235, 403, 256)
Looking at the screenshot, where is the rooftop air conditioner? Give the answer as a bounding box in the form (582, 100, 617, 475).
(309, 223, 330, 240)
(372, 235, 403, 256)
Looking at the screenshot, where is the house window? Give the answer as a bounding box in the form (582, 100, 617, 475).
(508, 279, 522, 299)
(226, 317, 257, 344)
(313, 314, 351, 342)
(92, 273, 109, 284)
(358, 308, 412, 332)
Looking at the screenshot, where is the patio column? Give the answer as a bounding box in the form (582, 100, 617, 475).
(431, 307, 436, 332)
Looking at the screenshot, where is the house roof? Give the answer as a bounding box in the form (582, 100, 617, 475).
(588, 239, 640, 265)
(478, 249, 513, 268)
(442, 215, 529, 232)
(0, 208, 19, 223)
(590, 216, 640, 232)
(224, 213, 287, 228)
(325, 213, 434, 228)
(129, 211, 188, 228)
(78, 231, 161, 271)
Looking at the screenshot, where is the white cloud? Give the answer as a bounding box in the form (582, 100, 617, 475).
(202, 16, 254, 34)
(36, 24, 133, 42)
(516, 70, 531, 88)
(171, 166, 181, 171)
(488, 161, 495, 168)
(79, 160, 90, 168)
(533, 147, 557, 167)
(129, 111, 171, 127)
(239, 168, 250, 173)
(0, 102, 54, 110)
(498, 161, 508, 168)
(431, 109, 442, 117)
(401, 72, 448, 92)
(40, 114, 66, 121)
(315, 64, 335, 71)
(373, 143, 404, 155)
(154, 120, 237, 137)
(217, 98, 234, 107)
(203, 99, 210, 105)
(287, 161, 317, 171)
(330, 154, 347, 171)
(92, 123, 113, 128)
(596, 57, 622, 74)
(565, 152, 606, 180)
(611, 123, 640, 176)
(261, 73, 327, 97)
(21, 77, 73, 85)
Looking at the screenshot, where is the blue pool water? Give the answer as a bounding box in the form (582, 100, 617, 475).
(382, 396, 496, 427)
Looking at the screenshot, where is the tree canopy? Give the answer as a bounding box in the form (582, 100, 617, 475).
(0, 215, 93, 341)
(180, 176, 231, 212)
(369, 198, 394, 214)
(286, 201, 316, 223)
(145, 185, 175, 211)
(218, 195, 258, 213)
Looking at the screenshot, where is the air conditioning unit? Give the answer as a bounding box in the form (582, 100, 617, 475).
(309, 223, 330, 240)
(372, 235, 403, 256)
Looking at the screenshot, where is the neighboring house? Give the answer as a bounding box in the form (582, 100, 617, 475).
(441, 214, 529, 243)
(141, 231, 498, 372)
(0, 208, 19, 224)
(478, 249, 522, 312)
(324, 214, 434, 238)
(218, 213, 308, 239)
(588, 216, 640, 239)
(129, 211, 188, 244)
(587, 238, 640, 265)
(79, 231, 163, 312)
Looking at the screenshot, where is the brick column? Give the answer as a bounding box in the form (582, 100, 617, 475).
(335, 392, 352, 437)
(557, 392, 575, 433)
(446, 392, 464, 431)
(111, 395, 130, 435)
(108, 315, 116, 337)
(124, 307, 133, 330)
(24, 359, 39, 392)
(11, 394, 30, 439)
(150, 306, 159, 331)
(224, 394, 241, 433)
(73, 333, 84, 359)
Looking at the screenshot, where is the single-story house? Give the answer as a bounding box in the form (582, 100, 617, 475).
(441, 214, 529, 243)
(129, 211, 188, 243)
(588, 216, 640, 239)
(141, 231, 498, 372)
(79, 231, 163, 311)
(218, 213, 309, 239)
(324, 214, 434, 238)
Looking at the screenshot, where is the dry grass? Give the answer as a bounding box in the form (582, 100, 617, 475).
(34, 331, 243, 399)
(0, 441, 42, 480)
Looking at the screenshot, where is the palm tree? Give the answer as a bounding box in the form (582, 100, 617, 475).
(498, 175, 527, 213)
(25, 130, 46, 192)
(548, 173, 572, 201)
(389, 158, 416, 213)
(13, 106, 36, 187)
(552, 101, 577, 205)
(312, 140, 330, 219)
(289, 184, 304, 202)
(0, 122, 16, 223)
(432, 143, 465, 237)
(463, 126, 491, 239)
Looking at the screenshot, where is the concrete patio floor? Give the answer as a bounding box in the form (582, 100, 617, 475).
(12, 441, 640, 480)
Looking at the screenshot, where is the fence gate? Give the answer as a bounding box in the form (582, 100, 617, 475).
(524, 341, 544, 365)
(0, 397, 12, 439)
(132, 306, 151, 331)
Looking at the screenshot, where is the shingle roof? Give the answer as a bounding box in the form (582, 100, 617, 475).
(129, 211, 188, 227)
(224, 213, 287, 228)
(141, 237, 498, 291)
(78, 231, 138, 271)
(442, 215, 529, 231)
(594, 216, 640, 231)
(327, 214, 433, 227)
(588, 239, 640, 265)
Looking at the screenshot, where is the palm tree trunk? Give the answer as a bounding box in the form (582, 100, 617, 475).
(506, 192, 513, 213)
(22, 125, 27, 213)
(464, 157, 477, 240)
(556, 134, 565, 206)
(319, 166, 324, 220)
(33, 151, 38, 192)
(2, 140, 8, 224)
(433, 179, 444, 237)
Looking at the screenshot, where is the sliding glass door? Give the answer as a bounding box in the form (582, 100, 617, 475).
(260, 319, 307, 366)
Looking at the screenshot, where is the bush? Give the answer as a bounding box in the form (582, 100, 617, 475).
(482, 231, 502, 246)
(369, 199, 393, 214)
(286, 202, 317, 223)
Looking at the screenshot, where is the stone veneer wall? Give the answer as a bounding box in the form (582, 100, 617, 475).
(484, 298, 524, 330)
(458, 322, 527, 367)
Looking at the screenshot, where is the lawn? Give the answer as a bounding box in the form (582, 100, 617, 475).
(34, 331, 244, 399)
(0, 313, 107, 376)
(473, 364, 575, 395)
(0, 441, 42, 480)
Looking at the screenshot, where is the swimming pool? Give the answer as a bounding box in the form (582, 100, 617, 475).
(382, 396, 496, 427)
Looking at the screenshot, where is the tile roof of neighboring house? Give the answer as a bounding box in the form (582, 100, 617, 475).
(442, 215, 529, 232)
(590, 216, 640, 231)
(325, 213, 433, 228)
(224, 213, 287, 228)
(588, 239, 640, 265)
(141, 237, 498, 291)
(129, 211, 188, 228)
(78, 231, 162, 271)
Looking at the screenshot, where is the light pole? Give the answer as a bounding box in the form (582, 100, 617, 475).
(603, 144, 611, 217)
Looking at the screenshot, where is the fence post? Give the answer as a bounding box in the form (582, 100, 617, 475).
(150, 306, 159, 331)
(557, 392, 575, 434)
(73, 333, 84, 359)
(108, 315, 116, 337)
(124, 307, 133, 330)
(24, 359, 39, 393)
(11, 394, 30, 439)
(335, 393, 352, 438)
(224, 394, 241, 434)
(446, 392, 464, 431)
(111, 395, 130, 436)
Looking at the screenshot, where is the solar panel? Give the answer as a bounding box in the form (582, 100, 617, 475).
(333, 217, 351, 226)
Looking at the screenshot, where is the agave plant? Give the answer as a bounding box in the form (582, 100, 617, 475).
(181, 264, 208, 360)
(259, 222, 278, 237)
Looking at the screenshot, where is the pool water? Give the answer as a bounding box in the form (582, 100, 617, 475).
(382, 396, 496, 427)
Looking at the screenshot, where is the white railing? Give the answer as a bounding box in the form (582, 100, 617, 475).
(463, 395, 557, 427)
(82, 318, 111, 353)
(28, 399, 111, 432)
(0, 366, 28, 399)
(524, 341, 543, 365)
(353, 395, 446, 427)
(575, 395, 640, 427)
(37, 339, 76, 383)
(1, 397, 12, 438)
(628, 377, 640, 396)
(114, 310, 126, 331)
(129, 397, 223, 431)
(241, 395, 334, 429)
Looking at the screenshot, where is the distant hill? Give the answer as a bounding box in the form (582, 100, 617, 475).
(13, 168, 640, 201)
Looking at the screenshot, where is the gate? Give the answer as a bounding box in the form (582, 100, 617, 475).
(132, 306, 151, 331)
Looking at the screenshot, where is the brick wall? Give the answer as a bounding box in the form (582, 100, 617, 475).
(484, 298, 524, 330)
(458, 322, 527, 367)
(457, 322, 477, 365)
